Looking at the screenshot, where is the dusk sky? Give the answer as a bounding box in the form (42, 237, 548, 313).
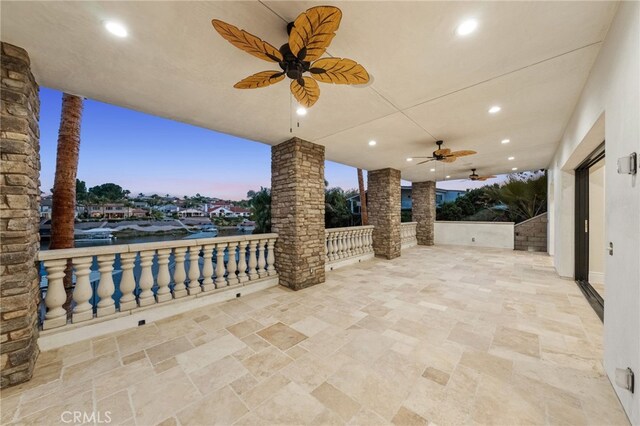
(39, 88, 503, 199)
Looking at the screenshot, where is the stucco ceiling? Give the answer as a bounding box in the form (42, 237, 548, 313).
(1, 1, 618, 181)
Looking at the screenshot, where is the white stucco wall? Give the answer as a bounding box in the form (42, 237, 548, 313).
(548, 2, 639, 421)
(434, 221, 514, 249)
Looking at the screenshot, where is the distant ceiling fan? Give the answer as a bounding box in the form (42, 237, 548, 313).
(211, 6, 370, 108)
(412, 140, 477, 164)
(468, 169, 496, 181)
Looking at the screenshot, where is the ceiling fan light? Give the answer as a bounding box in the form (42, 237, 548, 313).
(296, 107, 307, 116)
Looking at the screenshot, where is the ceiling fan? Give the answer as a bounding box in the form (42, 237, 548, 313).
(211, 6, 370, 108)
(468, 169, 496, 181)
(412, 140, 477, 164)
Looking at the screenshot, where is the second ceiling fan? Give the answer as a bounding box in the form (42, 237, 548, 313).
(412, 140, 477, 164)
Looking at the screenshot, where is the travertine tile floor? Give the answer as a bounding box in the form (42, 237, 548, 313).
(1, 246, 630, 425)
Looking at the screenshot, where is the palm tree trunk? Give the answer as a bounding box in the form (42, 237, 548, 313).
(50, 93, 83, 313)
(357, 168, 368, 225)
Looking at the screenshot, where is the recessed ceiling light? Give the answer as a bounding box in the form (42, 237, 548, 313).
(406, 157, 413, 162)
(512, 167, 518, 171)
(104, 21, 128, 38)
(296, 107, 307, 116)
(501, 139, 510, 144)
(488, 106, 501, 114)
(456, 19, 478, 36)
(368, 140, 377, 146)
(430, 168, 436, 172)
(508, 156, 515, 160)
(445, 175, 450, 179)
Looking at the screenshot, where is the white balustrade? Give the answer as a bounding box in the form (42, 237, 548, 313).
(401, 222, 418, 249)
(37, 234, 279, 331)
(325, 226, 374, 268)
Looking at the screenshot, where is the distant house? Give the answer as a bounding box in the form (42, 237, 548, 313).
(39, 198, 52, 219)
(347, 186, 467, 214)
(130, 208, 148, 218)
(230, 207, 250, 217)
(156, 204, 179, 214)
(86, 204, 133, 219)
(209, 206, 234, 217)
(178, 208, 205, 218)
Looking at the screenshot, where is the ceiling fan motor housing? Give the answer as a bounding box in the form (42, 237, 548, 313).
(279, 43, 311, 81)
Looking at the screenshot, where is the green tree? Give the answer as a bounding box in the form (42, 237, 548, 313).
(437, 201, 464, 221)
(248, 187, 271, 234)
(485, 172, 547, 223)
(325, 187, 352, 228)
(88, 183, 130, 202)
(76, 179, 88, 203)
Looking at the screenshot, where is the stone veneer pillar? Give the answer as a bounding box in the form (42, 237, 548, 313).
(271, 137, 325, 290)
(412, 181, 436, 245)
(0, 42, 41, 388)
(367, 168, 401, 259)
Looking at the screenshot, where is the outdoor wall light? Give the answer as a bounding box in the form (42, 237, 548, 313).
(616, 152, 637, 175)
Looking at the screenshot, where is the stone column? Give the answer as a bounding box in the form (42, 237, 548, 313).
(412, 181, 436, 246)
(271, 137, 325, 290)
(0, 42, 41, 388)
(368, 168, 401, 259)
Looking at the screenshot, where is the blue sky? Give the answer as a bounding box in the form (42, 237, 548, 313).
(39, 87, 497, 199)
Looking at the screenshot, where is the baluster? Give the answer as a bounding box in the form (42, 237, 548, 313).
(257, 239, 267, 278)
(72, 256, 94, 323)
(346, 231, 354, 258)
(156, 249, 172, 302)
(187, 246, 202, 295)
(327, 234, 335, 261)
(119, 252, 137, 311)
(266, 238, 277, 276)
(366, 229, 373, 252)
(325, 233, 330, 261)
(172, 247, 188, 299)
(227, 241, 239, 285)
(237, 240, 249, 283)
(336, 233, 344, 259)
(96, 254, 116, 316)
(201, 244, 215, 292)
(357, 229, 364, 254)
(215, 242, 227, 288)
(247, 240, 258, 280)
(43, 259, 68, 330)
(138, 250, 155, 307)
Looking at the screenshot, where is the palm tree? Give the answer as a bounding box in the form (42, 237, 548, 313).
(50, 93, 83, 312)
(248, 188, 271, 233)
(485, 172, 547, 223)
(50, 93, 83, 249)
(357, 168, 368, 225)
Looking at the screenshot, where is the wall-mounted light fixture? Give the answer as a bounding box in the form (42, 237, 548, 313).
(617, 152, 637, 175)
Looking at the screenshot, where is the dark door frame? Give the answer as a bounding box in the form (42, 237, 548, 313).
(574, 141, 605, 321)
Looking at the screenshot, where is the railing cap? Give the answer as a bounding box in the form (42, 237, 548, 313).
(325, 225, 374, 233)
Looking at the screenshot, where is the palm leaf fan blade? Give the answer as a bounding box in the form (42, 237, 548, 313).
(290, 77, 320, 108)
(288, 6, 342, 61)
(449, 150, 477, 157)
(212, 19, 283, 62)
(234, 71, 285, 89)
(309, 58, 369, 85)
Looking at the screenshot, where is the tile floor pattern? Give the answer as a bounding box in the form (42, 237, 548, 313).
(1, 246, 630, 425)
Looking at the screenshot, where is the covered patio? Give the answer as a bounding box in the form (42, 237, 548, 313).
(1, 246, 627, 425)
(1, 1, 639, 424)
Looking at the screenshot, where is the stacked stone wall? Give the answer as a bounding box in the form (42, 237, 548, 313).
(1, 42, 41, 387)
(514, 213, 548, 252)
(271, 138, 325, 290)
(367, 168, 401, 259)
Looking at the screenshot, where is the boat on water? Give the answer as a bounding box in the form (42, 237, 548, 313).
(183, 225, 219, 240)
(237, 220, 256, 233)
(74, 228, 115, 242)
